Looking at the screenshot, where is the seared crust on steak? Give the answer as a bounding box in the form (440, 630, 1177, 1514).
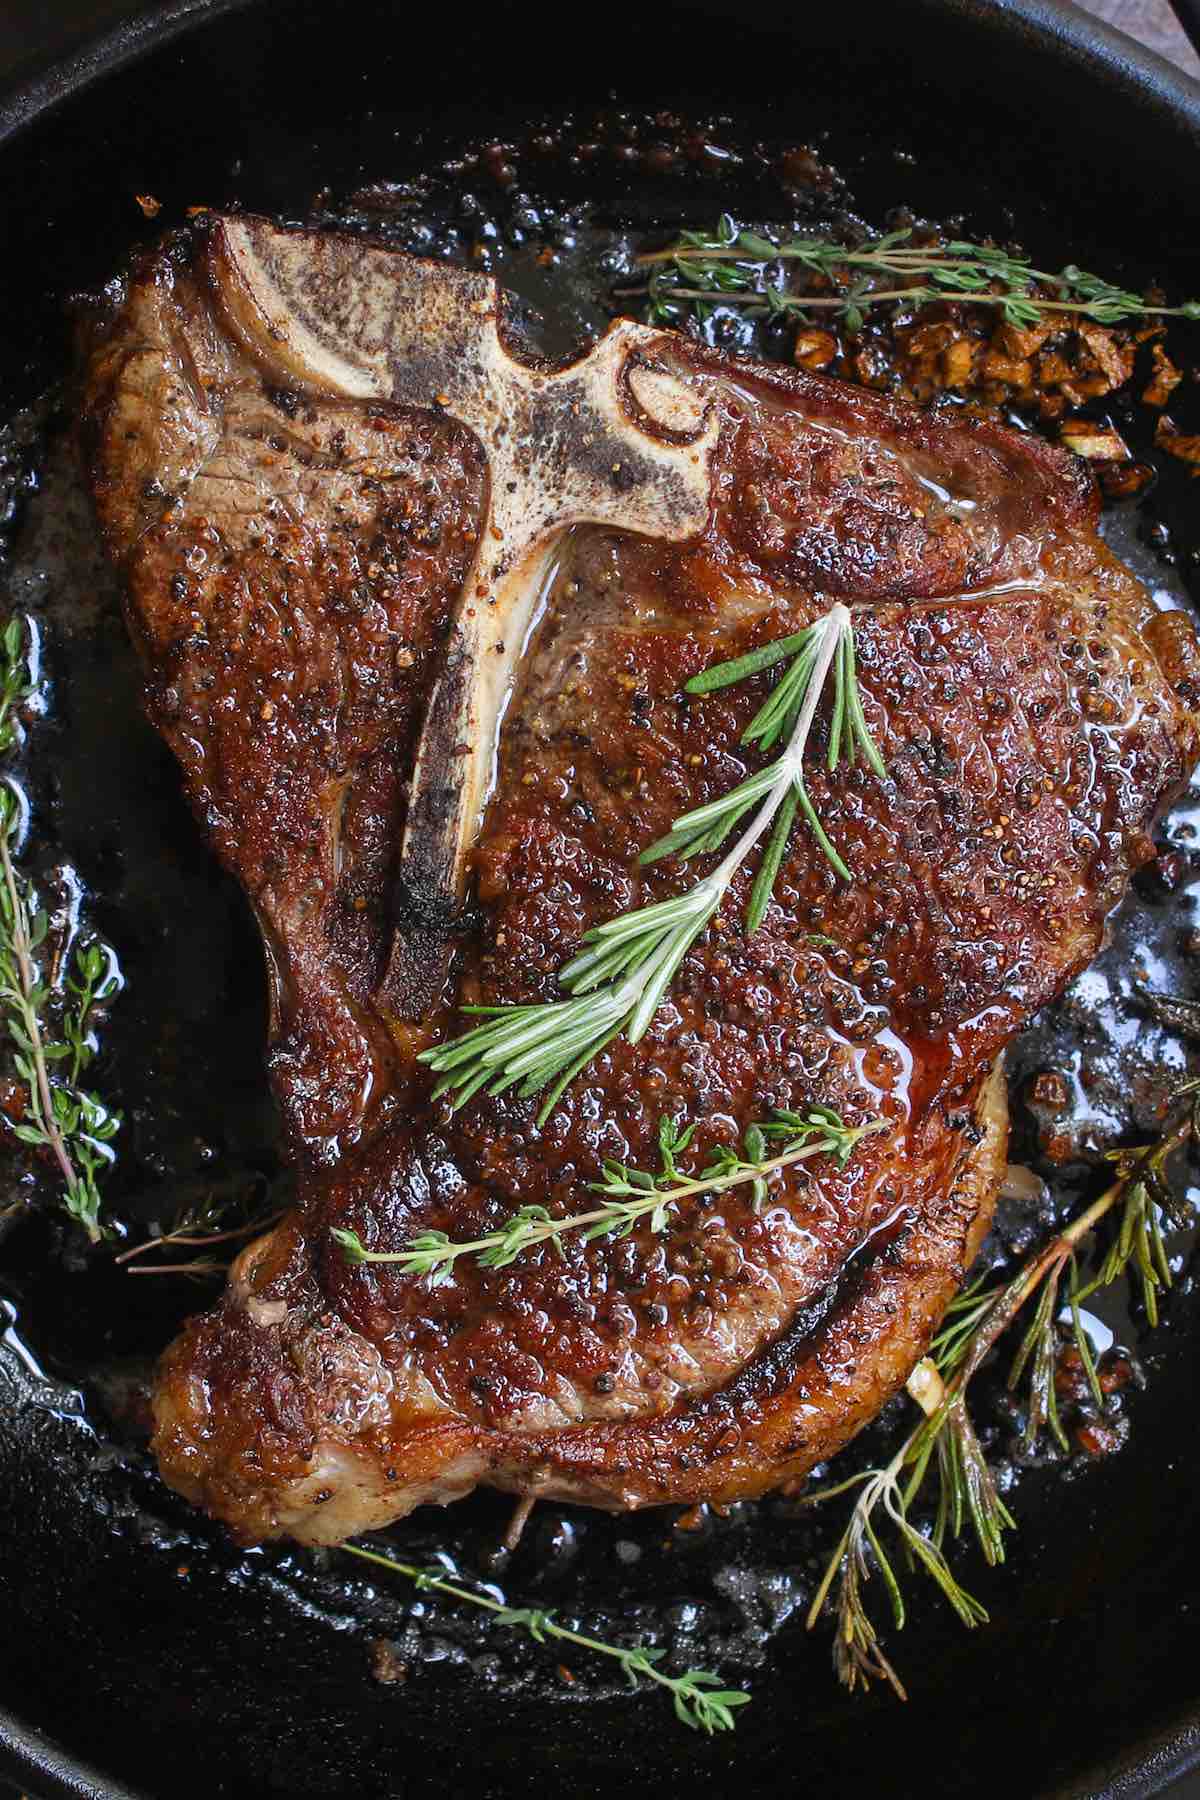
(81, 221, 1200, 1543)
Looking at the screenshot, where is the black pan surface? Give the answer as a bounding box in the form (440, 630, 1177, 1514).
(3, 3, 1200, 1797)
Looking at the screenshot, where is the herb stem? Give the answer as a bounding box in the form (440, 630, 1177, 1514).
(946, 1124, 1189, 1391)
(639, 241, 1195, 309)
(114, 1208, 286, 1265)
(0, 806, 82, 1215)
(806, 1104, 1196, 1699)
(422, 602, 880, 1118)
(126, 1260, 225, 1277)
(339, 1541, 749, 1732)
(336, 1114, 885, 1275)
(637, 223, 1200, 332)
(651, 285, 1196, 319)
(655, 284, 927, 309)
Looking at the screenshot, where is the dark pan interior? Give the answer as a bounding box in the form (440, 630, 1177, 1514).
(3, 2, 1200, 1796)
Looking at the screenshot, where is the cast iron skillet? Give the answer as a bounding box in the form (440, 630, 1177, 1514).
(3, 2, 1200, 1796)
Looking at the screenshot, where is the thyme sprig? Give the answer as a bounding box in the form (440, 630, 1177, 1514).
(420, 603, 882, 1119)
(340, 1541, 749, 1733)
(0, 615, 33, 752)
(334, 1105, 883, 1278)
(639, 218, 1200, 332)
(0, 784, 120, 1241)
(806, 1101, 1197, 1697)
(0, 617, 121, 1241)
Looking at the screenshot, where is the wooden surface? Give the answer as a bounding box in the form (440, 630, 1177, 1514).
(1076, 0, 1200, 73)
(0, 0, 1196, 84)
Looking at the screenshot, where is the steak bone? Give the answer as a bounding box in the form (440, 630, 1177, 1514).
(210, 215, 720, 1015)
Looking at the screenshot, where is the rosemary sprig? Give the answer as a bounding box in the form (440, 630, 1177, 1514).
(334, 1105, 883, 1278)
(340, 1541, 749, 1733)
(902, 1377, 1015, 1570)
(420, 603, 882, 1118)
(804, 1430, 989, 1699)
(638, 218, 1200, 332)
(1074, 1131, 1196, 1326)
(806, 1100, 1197, 1696)
(645, 604, 884, 907)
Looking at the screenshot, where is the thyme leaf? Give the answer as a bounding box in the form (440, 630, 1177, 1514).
(340, 1541, 750, 1733)
(0, 613, 34, 754)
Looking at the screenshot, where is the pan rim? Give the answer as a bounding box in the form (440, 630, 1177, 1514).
(2, 0, 1200, 153)
(0, 1, 1199, 1796)
(0, 1712, 149, 1800)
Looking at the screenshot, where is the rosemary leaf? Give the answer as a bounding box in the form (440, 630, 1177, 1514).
(683, 625, 815, 694)
(744, 784, 799, 934)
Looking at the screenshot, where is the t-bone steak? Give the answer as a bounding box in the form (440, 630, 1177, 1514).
(80, 216, 1200, 1544)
